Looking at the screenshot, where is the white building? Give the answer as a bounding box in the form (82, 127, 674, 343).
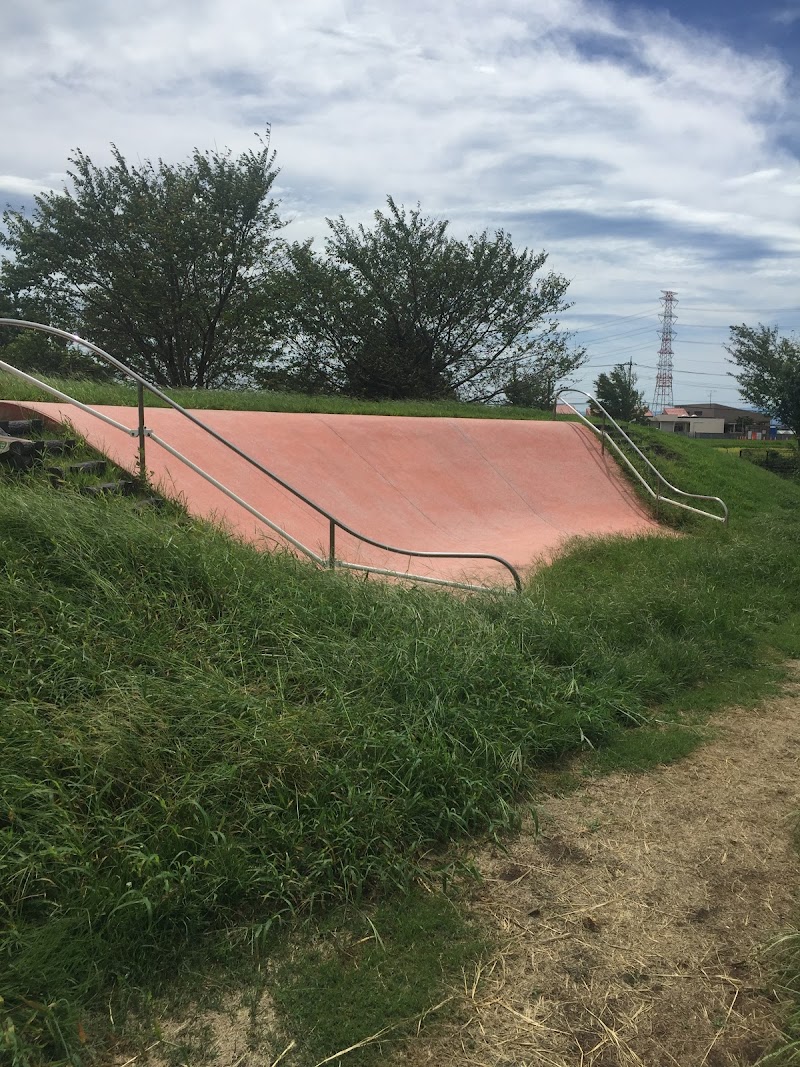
(648, 407, 725, 437)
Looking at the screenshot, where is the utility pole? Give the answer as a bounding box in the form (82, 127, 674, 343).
(651, 290, 677, 414)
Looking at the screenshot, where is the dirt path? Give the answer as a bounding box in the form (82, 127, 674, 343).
(119, 672, 800, 1067)
(398, 668, 800, 1067)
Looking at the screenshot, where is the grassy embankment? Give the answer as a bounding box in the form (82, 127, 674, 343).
(0, 371, 563, 421)
(2, 390, 800, 1064)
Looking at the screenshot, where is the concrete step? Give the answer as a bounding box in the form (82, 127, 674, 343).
(35, 439, 77, 456)
(1, 437, 78, 455)
(1, 437, 79, 471)
(0, 438, 37, 456)
(0, 418, 44, 436)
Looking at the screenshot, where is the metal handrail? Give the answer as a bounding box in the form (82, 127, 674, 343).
(555, 388, 729, 524)
(0, 319, 523, 593)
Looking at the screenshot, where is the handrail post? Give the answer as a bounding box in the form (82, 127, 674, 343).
(555, 387, 728, 525)
(137, 381, 147, 486)
(0, 319, 525, 593)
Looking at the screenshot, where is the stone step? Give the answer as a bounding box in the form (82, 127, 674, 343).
(3, 453, 36, 472)
(0, 438, 79, 470)
(0, 418, 43, 436)
(35, 439, 77, 455)
(0, 438, 37, 457)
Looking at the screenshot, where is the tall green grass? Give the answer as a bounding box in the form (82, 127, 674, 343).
(761, 931, 800, 1064)
(2, 425, 800, 1064)
(760, 815, 800, 1065)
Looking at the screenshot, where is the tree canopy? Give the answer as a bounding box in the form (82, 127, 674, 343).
(726, 324, 800, 444)
(282, 198, 579, 402)
(0, 135, 287, 388)
(503, 338, 587, 409)
(1, 146, 580, 402)
(593, 363, 648, 422)
(0, 291, 110, 379)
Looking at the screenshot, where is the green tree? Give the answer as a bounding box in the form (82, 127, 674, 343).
(0, 291, 111, 379)
(0, 134, 287, 388)
(504, 340, 587, 409)
(726, 324, 800, 445)
(283, 198, 579, 401)
(593, 363, 647, 422)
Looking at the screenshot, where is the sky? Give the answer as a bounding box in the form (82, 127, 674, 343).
(1, 0, 799, 408)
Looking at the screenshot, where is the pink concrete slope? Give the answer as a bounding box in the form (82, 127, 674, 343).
(5, 402, 661, 587)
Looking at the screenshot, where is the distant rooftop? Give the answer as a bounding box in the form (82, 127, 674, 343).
(675, 402, 769, 416)
(555, 403, 591, 416)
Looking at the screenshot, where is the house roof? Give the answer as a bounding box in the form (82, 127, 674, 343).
(659, 407, 689, 417)
(675, 403, 770, 419)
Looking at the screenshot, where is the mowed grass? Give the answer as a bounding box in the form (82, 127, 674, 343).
(0, 370, 562, 421)
(3, 418, 800, 1064)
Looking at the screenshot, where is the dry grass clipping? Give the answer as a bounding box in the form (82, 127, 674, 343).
(396, 666, 800, 1067)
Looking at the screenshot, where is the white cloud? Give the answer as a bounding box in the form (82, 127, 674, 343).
(0, 174, 59, 198)
(0, 0, 798, 402)
(725, 168, 784, 186)
(771, 5, 800, 25)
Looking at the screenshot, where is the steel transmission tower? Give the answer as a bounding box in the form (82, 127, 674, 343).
(651, 290, 677, 413)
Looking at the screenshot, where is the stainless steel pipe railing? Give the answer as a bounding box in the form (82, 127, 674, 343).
(555, 388, 729, 524)
(0, 320, 523, 593)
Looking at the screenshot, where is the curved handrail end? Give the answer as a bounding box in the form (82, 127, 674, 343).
(555, 388, 729, 526)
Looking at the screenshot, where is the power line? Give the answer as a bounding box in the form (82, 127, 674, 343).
(588, 326, 658, 344)
(594, 335, 730, 349)
(679, 305, 799, 314)
(571, 307, 797, 341)
(637, 363, 734, 378)
(583, 363, 631, 371)
(657, 356, 732, 365)
(569, 309, 655, 334)
(679, 322, 736, 329)
(604, 340, 659, 356)
(680, 339, 726, 346)
(672, 374, 736, 381)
